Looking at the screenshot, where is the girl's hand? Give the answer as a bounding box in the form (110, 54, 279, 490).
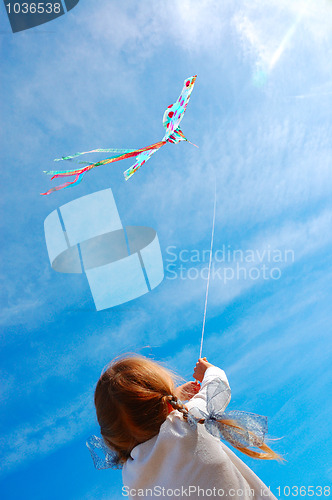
(193, 357, 214, 382)
(174, 381, 200, 401)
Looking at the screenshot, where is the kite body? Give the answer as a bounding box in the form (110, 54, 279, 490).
(42, 75, 197, 195)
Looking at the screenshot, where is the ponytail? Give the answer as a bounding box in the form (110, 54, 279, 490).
(164, 395, 282, 461)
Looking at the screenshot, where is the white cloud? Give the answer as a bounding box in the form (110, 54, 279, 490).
(233, 0, 332, 71)
(0, 389, 94, 477)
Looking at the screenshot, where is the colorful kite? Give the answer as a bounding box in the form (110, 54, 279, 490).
(41, 75, 197, 195)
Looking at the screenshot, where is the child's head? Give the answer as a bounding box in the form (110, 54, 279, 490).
(94, 355, 176, 462)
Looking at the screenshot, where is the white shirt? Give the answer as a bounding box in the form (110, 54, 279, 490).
(122, 366, 277, 499)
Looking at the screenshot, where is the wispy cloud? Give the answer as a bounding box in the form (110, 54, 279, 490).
(233, 0, 332, 72)
(0, 390, 93, 477)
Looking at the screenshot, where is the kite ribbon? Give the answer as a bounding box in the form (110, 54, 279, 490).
(41, 141, 166, 195)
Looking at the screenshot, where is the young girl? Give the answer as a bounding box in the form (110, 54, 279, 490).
(90, 356, 280, 499)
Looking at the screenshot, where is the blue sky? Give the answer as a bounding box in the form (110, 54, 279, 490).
(1, 0, 332, 498)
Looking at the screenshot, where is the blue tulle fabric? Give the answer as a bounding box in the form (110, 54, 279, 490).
(87, 377, 268, 470)
(186, 378, 268, 448)
(86, 435, 123, 470)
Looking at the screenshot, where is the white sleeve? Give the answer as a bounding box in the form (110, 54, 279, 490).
(186, 366, 230, 413)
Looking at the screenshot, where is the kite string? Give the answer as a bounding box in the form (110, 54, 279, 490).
(199, 179, 217, 359)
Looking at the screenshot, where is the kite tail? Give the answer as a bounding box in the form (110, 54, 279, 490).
(44, 166, 91, 178)
(41, 172, 86, 195)
(54, 148, 138, 161)
(42, 141, 167, 194)
(124, 142, 166, 181)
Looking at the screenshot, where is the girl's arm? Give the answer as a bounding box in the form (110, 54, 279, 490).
(174, 358, 219, 401)
(174, 381, 200, 401)
(186, 358, 230, 412)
